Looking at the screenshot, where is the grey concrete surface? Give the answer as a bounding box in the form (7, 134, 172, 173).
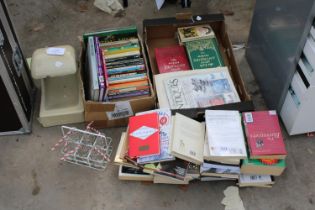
(0, 0, 314, 210)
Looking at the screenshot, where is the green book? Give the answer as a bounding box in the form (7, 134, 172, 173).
(83, 26, 137, 45)
(242, 159, 286, 168)
(185, 38, 224, 69)
(241, 158, 286, 176)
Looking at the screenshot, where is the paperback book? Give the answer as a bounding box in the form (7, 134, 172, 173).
(242, 111, 287, 159)
(136, 109, 175, 164)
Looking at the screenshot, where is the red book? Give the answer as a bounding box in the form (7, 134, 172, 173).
(128, 112, 160, 158)
(242, 111, 287, 159)
(155, 45, 191, 74)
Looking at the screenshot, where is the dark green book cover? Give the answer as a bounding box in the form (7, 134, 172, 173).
(242, 158, 286, 168)
(83, 26, 137, 44)
(185, 38, 224, 69)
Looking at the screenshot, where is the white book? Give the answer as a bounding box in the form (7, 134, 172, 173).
(200, 162, 240, 179)
(136, 109, 175, 164)
(154, 67, 240, 109)
(205, 110, 247, 159)
(170, 113, 205, 165)
(203, 135, 240, 165)
(239, 174, 273, 184)
(87, 36, 99, 101)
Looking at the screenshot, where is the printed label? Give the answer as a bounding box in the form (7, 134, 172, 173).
(106, 101, 133, 120)
(244, 112, 253, 123)
(46, 47, 65, 56)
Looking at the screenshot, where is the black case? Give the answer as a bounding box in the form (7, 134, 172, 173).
(0, 0, 35, 135)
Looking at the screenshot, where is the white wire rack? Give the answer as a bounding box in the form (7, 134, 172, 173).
(52, 124, 113, 170)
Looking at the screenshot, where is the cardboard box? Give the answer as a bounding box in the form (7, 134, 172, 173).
(80, 26, 156, 128)
(143, 14, 254, 121)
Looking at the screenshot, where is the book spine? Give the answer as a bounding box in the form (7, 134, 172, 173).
(95, 36, 105, 101)
(106, 54, 141, 63)
(108, 90, 149, 100)
(88, 36, 99, 101)
(108, 75, 147, 85)
(107, 65, 145, 75)
(108, 85, 149, 94)
(104, 50, 140, 59)
(108, 73, 147, 82)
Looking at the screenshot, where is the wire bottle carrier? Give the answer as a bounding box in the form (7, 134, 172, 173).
(51, 123, 113, 170)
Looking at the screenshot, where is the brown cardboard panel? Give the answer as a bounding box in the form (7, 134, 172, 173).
(143, 14, 254, 114)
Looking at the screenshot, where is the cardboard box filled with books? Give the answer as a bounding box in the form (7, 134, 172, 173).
(143, 14, 254, 120)
(80, 26, 156, 128)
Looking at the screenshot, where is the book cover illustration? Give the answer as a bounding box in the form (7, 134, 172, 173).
(164, 70, 240, 109)
(200, 162, 240, 176)
(154, 159, 189, 181)
(178, 24, 215, 42)
(137, 109, 175, 164)
(128, 112, 160, 158)
(243, 111, 287, 158)
(185, 38, 224, 69)
(155, 46, 191, 74)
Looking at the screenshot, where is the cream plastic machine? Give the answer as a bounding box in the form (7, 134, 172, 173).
(31, 45, 84, 127)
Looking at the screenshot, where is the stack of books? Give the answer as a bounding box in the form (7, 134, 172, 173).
(201, 110, 247, 181)
(114, 109, 287, 187)
(85, 27, 150, 102)
(177, 24, 224, 69)
(239, 111, 287, 188)
(154, 24, 224, 74)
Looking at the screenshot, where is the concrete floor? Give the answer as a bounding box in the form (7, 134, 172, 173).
(0, 0, 315, 210)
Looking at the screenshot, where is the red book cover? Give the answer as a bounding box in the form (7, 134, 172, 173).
(128, 112, 160, 158)
(242, 111, 287, 158)
(155, 45, 191, 74)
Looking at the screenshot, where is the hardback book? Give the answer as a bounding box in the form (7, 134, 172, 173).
(205, 110, 247, 159)
(154, 159, 189, 181)
(128, 112, 160, 158)
(177, 24, 215, 43)
(185, 38, 224, 69)
(200, 162, 241, 179)
(242, 111, 287, 159)
(170, 113, 205, 165)
(136, 109, 175, 164)
(241, 158, 286, 176)
(154, 45, 191, 74)
(238, 174, 274, 188)
(162, 67, 240, 109)
(87, 36, 99, 101)
(118, 165, 153, 181)
(94, 36, 106, 101)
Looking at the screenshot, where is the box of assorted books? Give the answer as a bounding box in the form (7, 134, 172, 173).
(79, 26, 156, 128)
(143, 14, 253, 120)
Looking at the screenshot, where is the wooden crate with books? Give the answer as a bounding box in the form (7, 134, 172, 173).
(80, 26, 156, 128)
(143, 14, 253, 120)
